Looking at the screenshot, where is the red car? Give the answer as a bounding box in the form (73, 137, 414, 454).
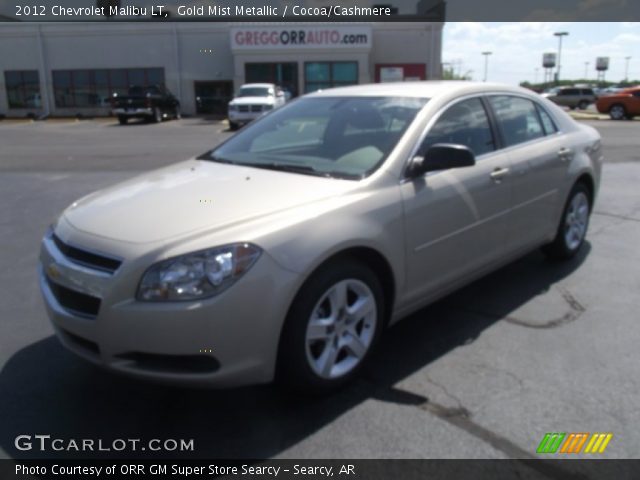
(596, 87, 640, 120)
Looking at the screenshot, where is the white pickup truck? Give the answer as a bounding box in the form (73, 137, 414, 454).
(227, 83, 287, 130)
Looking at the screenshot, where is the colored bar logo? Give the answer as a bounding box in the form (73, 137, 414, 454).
(537, 433, 613, 454)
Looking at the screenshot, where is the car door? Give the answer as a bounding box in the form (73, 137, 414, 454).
(487, 95, 568, 252)
(401, 96, 512, 303)
(631, 90, 640, 115)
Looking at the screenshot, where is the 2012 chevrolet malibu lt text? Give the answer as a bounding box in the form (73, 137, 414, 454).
(39, 82, 602, 392)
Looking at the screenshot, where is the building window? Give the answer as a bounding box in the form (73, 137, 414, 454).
(52, 68, 164, 108)
(4, 70, 41, 109)
(304, 62, 358, 93)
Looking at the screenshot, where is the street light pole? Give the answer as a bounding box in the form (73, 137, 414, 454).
(554, 31, 569, 84)
(625, 56, 632, 81)
(482, 51, 492, 82)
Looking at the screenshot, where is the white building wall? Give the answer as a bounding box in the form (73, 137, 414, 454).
(0, 22, 443, 117)
(370, 22, 443, 79)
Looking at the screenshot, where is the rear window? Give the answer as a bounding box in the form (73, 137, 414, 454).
(536, 104, 558, 135)
(489, 95, 545, 147)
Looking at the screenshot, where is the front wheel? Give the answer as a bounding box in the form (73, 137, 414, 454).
(153, 107, 162, 123)
(117, 115, 127, 125)
(542, 183, 591, 260)
(578, 100, 589, 110)
(609, 104, 626, 120)
(277, 260, 384, 394)
(174, 106, 181, 120)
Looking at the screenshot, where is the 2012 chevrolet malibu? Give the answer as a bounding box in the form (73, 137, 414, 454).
(39, 82, 602, 392)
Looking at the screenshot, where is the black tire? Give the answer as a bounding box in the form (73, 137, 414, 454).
(578, 100, 589, 110)
(542, 182, 591, 260)
(609, 104, 626, 120)
(174, 106, 181, 120)
(277, 259, 384, 394)
(153, 107, 162, 123)
(117, 115, 128, 125)
(228, 121, 239, 131)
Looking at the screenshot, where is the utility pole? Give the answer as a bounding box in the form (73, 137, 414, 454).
(482, 51, 492, 82)
(554, 31, 569, 84)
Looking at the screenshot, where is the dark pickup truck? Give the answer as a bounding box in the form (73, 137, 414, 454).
(111, 85, 180, 124)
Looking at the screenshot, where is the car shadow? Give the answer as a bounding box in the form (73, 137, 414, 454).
(106, 118, 161, 127)
(0, 245, 590, 460)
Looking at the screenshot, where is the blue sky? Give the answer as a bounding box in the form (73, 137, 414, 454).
(443, 22, 640, 84)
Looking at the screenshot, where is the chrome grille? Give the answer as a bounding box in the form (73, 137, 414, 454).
(52, 233, 121, 274)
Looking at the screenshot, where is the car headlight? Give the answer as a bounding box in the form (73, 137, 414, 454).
(137, 243, 262, 301)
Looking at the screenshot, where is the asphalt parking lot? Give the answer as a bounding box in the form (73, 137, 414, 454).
(0, 117, 639, 468)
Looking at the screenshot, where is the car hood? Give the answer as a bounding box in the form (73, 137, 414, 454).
(62, 159, 355, 244)
(230, 96, 274, 105)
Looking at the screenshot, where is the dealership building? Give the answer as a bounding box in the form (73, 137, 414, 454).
(0, 21, 443, 117)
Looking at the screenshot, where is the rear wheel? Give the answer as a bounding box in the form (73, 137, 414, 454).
(542, 183, 591, 260)
(578, 100, 589, 110)
(277, 260, 384, 394)
(117, 115, 127, 125)
(609, 104, 626, 120)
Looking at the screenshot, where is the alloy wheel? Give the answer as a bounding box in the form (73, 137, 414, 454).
(305, 279, 377, 379)
(564, 192, 589, 251)
(610, 105, 625, 120)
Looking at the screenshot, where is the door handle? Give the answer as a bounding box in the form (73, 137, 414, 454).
(558, 147, 574, 161)
(490, 167, 509, 182)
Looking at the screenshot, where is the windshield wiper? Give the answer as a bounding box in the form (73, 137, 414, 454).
(198, 155, 359, 180)
(239, 162, 354, 179)
(205, 153, 236, 164)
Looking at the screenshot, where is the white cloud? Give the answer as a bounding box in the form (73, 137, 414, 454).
(444, 22, 639, 84)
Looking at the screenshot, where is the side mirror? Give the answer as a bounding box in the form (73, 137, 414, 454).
(408, 143, 475, 177)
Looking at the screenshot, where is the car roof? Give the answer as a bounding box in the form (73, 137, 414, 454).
(240, 83, 274, 89)
(306, 81, 538, 99)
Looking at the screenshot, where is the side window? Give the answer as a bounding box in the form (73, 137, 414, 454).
(536, 104, 558, 135)
(421, 97, 495, 157)
(489, 96, 545, 147)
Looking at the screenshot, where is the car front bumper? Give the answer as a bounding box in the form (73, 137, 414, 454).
(113, 108, 153, 117)
(38, 230, 300, 388)
(227, 111, 265, 125)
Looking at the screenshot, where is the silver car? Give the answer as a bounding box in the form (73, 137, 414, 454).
(39, 82, 602, 392)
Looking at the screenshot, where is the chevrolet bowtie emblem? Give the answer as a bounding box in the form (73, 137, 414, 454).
(47, 263, 61, 279)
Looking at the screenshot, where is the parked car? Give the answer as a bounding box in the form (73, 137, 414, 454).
(227, 83, 286, 130)
(39, 82, 602, 392)
(542, 87, 597, 110)
(111, 85, 180, 125)
(595, 86, 640, 120)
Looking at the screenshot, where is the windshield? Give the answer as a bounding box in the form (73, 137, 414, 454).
(129, 86, 160, 96)
(204, 96, 428, 179)
(237, 87, 270, 97)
